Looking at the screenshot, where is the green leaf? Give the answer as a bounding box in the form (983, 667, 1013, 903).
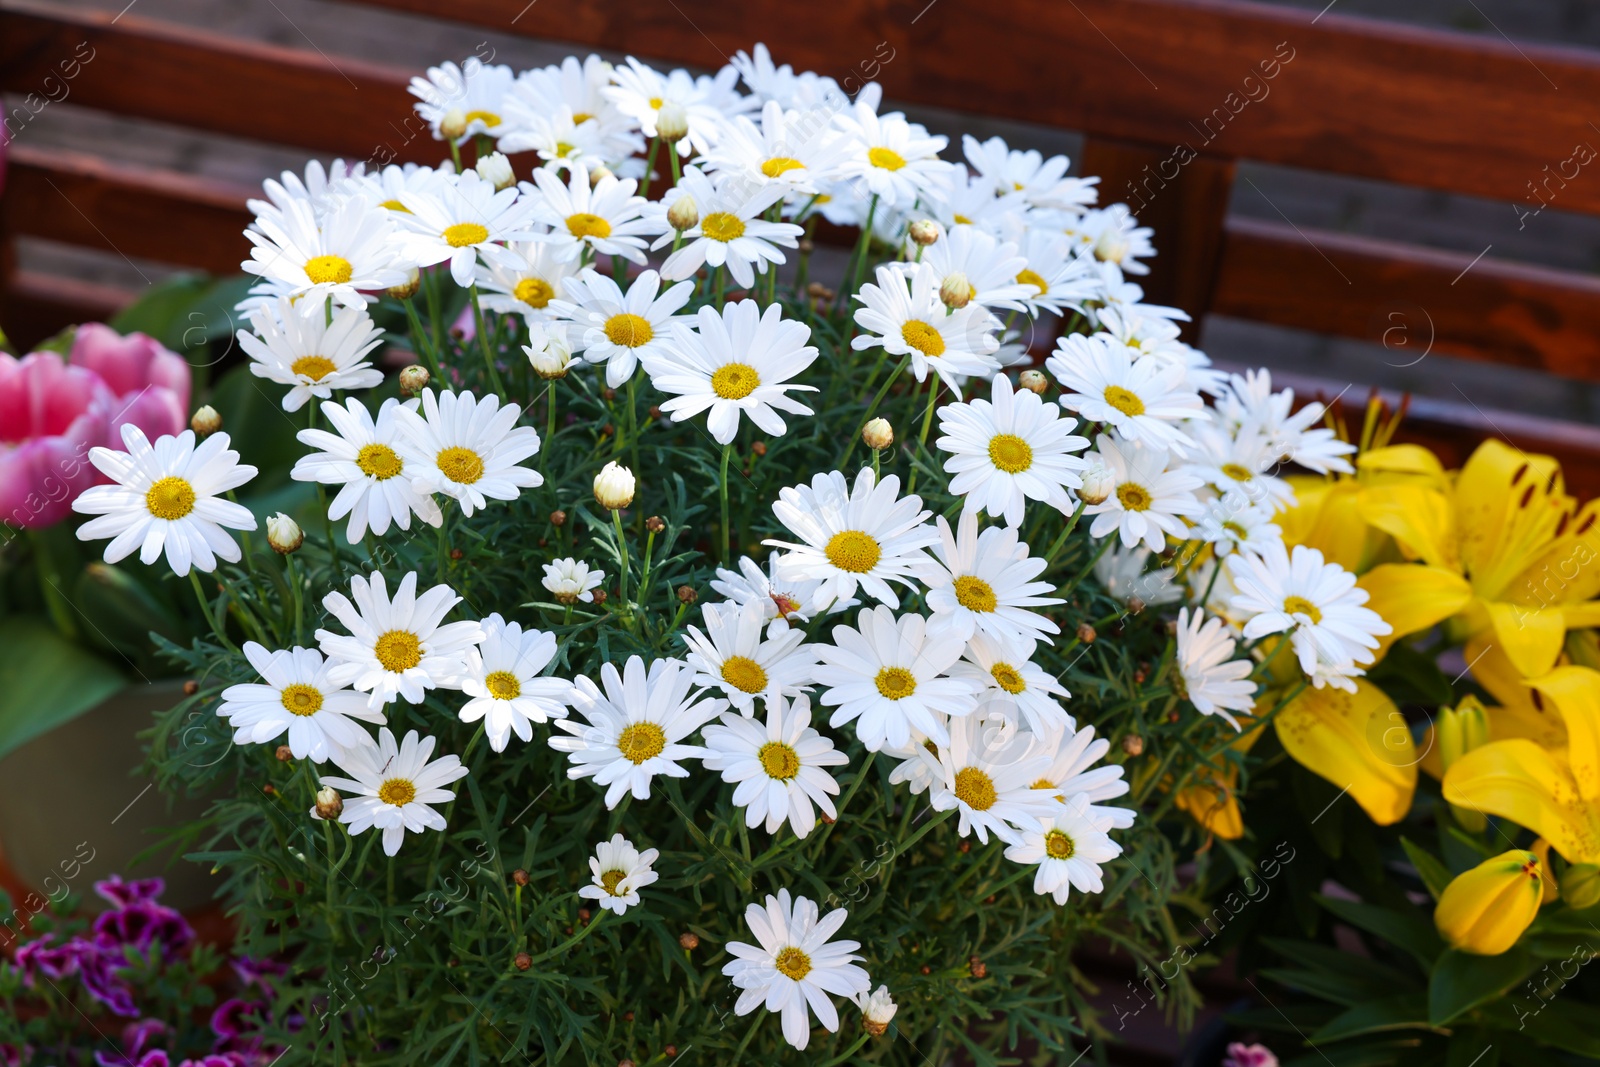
(0, 617, 126, 762)
(1401, 837, 1455, 901)
(1427, 947, 1538, 1026)
(1262, 937, 1418, 993)
(1485, 995, 1600, 1057)
(1259, 966, 1378, 1007)
(1311, 994, 1436, 1042)
(1318, 894, 1446, 970)
(1369, 643, 1454, 708)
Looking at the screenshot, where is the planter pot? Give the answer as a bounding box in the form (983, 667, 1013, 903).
(0, 679, 218, 913)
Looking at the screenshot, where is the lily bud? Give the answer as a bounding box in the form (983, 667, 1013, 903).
(862, 418, 894, 451)
(475, 151, 515, 190)
(656, 102, 690, 143)
(1560, 863, 1600, 910)
(386, 266, 422, 300)
(440, 108, 469, 141)
(939, 271, 972, 309)
(1079, 462, 1114, 506)
(399, 364, 430, 397)
(666, 194, 699, 233)
(1018, 369, 1049, 395)
(314, 787, 343, 821)
(857, 985, 897, 1036)
(1434, 849, 1543, 955)
(190, 405, 222, 437)
(1437, 696, 1490, 830)
(594, 461, 636, 510)
(266, 513, 304, 555)
(908, 219, 939, 246)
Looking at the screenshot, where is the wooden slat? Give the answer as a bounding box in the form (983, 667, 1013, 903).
(0, 5, 426, 164)
(337, 0, 1600, 216)
(0, 270, 137, 351)
(3, 145, 253, 275)
(1211, 217, 1600, 381)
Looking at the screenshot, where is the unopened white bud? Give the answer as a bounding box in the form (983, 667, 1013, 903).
(1018, 369, 1049, 395)
(1094, 227, 1130, 265)
(266, 513, 304, 555)
(588, 163, 614, 186)
(314, 787, 343, 821)
(908, 219, 939, 246)
(1079, 462, 1114, 506)
(862, 418, 894, 451)
(594, 461, 636, 510)
(190, 405, 221, 437)
(857, 985, 897, 1036)
(656, 101, 689, 143)
(666, 194, 699, 233)
(526, 326, 573, 380)
(475, 151, 515, 190)
(386, 266, 422, 300)
(399, 364, 430, 397)
(440, 108, 469, 141)
(939, 272, 973, 309)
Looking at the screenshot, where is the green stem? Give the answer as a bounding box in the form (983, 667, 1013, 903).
(1043, 500, 1088, 567)
(612, 509, 632, 621)
(189, 571, 236, 651)
(1062, 536, 1115, 596)
(403, 296, 441, 376)
(26, 529, 79, 642)
(525, 910, 607, 968)
(468, 284, 506, 396)
(839, 194, 880, 314)
(905, 375, 942, 495)
(822, 1031, 872, 1066)
(638, 136, 660, 199)
(718, 442, 734, 562)
(838, 354, 910, 470)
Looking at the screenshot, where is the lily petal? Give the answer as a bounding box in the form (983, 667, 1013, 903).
(1275, 679, 1417, 825)
(1485, 600, 1566, 678)
(1527, 665, 1600, 800)
(1357, 563, 1472, 658)
(1444, 739, 1600, 865)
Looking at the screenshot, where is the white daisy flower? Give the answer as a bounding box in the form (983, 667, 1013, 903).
(246, 158, 366, 227)
(850, 263, 999, 392)
(1094, 543, 1182, 610)
(925, 716, 1057, 844)
(1047, 333, 1204, 454)
(604, 57, 750, 157)
(884, 729, 945, 797)
(926, 171, 1031, 239)
(1004, 793, 1123, 905)
(473, 239, 579, 325)
(709, 554, 851, 627)
(1227, 542, 1390, 685)
(395, 170, 537, 287)
(524, 163, 655, 263)
(292, 397, 443, 544)
(936, 372, 1089, 527)
(409, 57, 516, 144)
(458, 613, 573, 752)
(1026, 724, 1136, 829)
(1084, 436, 1204, 553)
(242, 195, 410, 310)
(549, 655, 723, 808)
(1175, 607, 1255, 728)
(1012, 228, 1102, 318)
(238, 297, 384, 412)
(812, 605, 978, 751)
(1187, 422, 1294, 511)
(1193, 491, 1282, 559)
(542, 557, 604, 604)
(834, 101, 952, 209)
(682, 600, 819, 714)
(654, 166, 802, 288)
(702, 693, 848, 837)
(924, 511, 1061, 645)
(72, 425, 257, 577)
(319, 727, 468, 856)
(952, 633, 1072, 736)
(1212, 369, 1356, 475)
(765, 469, 938, 610)
(551, 268, 694, 388)
(317, 571, 485, 710)
(855, 984, 898, 1034)
(577, 833, 659, 916)
(393, 389, 543, 517)
(899, 224, 1034, 313)
(217, 642, 384, 762)
(1073, 204, 1156, 274)
(498, 102, 641, 176)
(506, 54, 619, 136)
(731, 44, 848, 111)
(348, 161, 451, 215)
(700, 99, 850, 194)
(962, 134, 1098, 212)
(644, 299, 819, 444)
(722, 889, 871, 1051)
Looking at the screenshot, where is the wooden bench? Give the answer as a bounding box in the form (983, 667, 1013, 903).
(3, 0, 1599, 495)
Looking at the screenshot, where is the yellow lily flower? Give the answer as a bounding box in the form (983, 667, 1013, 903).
(1273, 678, 1417, 825)
(1433, 849, 1543, 955)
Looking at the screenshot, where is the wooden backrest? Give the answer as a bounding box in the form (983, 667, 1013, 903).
(4, 0, 1599, 491)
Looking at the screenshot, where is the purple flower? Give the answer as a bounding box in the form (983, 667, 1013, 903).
(0, 1043, 31, 1067)
(96, 1020, 168, 1067)
(77, 948, 140, 1017)
(14, 934, 89, 983)
(210, 999, 263, 1041)
(1223, 1042, 1279, 1067)
(132, 1054, 170, 1067)
(230, 956, 287, 992)
(93, 901, 195, 955)
(94, 876, 167, 909)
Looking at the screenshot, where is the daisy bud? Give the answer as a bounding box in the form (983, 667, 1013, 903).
(666, 193, 699, 233)
(275, 744, 292, 762)
(656, 101, 690, 143)
(190, 404, 222, 437)
(1076, 622, 1097, 644)
(440, 107, 469, 140)
(593, 461, 636, 510)
(855, 984, 897, 1036)
(645, 515, 665, 533)
(591, 588, 608, 606)
(399, 364, 430, 397)
(589, 163, 614, 186)
(512, 868, 530, 887)
(514, 952, 532, 971)
(183, 679, 199, 695)
(939, 271, 972, 309)
(475, 150, 515, 190)
(1079, 462, 1114, 505)
(1434, 849, 1542, 955)
(526, 336, 572, 380)
(908, 219, 939, 246)
(1122, 733, 1145, 756)
(678, 931, 699, 950)
(750, 441, 766, 457)
(677, 584, 696, 605)
(1560, 864, 1600, 909)
(862, 417, 894, 451)
(386, 266, 422, 300)
(266, 513, 303, 555)
(1018, 369, 1049, 394)
(550, 509, 567, 527)
(314, 787, 343, 821)
(1094, 227, 1130, 265)
(968, 955, 987, 979)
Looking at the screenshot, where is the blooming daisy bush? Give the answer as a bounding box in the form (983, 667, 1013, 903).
(124, 43, 1415, 1065)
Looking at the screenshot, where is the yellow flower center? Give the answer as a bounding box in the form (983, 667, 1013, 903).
(599, 868, 627, 895)
(1116, 483, 1152, 512)
(380, 199, 410, 213)
(554, 141, 576, 158)
(1044, 829, 1075, 859)
(647, 96, 663, 109)
(374, 630, 422, 672)
(304, 255, 353, 285)
(953, 766, 998, 811)
(566, 212, 612, 239)
(761, 156, 805, 178)
(758, 741, 801, 781)
(874, 666, 917, 700)
(377, 777, 417, 806)
(711, 363, 760, 400)
(462, 109, 501, 128)
(1031, 777, 1059, 792)
(953, 213, 973, 225)
(290, 355, 338, 381)
(1283, 595, 1324, 624)
(770, 591, 803, 617)
(617, 722, 667, 764)
(774, 946, 812, 981)
(1220, 462, 1254, 482)
(280, 683, 324, 717)
(1016, 268, 1047, 293)
(485, 670, 522, 700)
(824, 530, 881, 573)
(436, 446, 485, 485)
(1222, 520, 1247, 539)
(443, 222, 489, 247)
(144, 476, 196, 521)
(514, 277, 555, 308)
(720, 656, 769, 694)
(988, 433, 1033, 473)
(701, 212, 746, 242)
(954, 575, 998, 613)
(990, 663, 1026, 694)
(572, 112, 593, 125)
(868, 146, 907, 171)
(1103, 385, 1146, 417)
(900, 320, 945, 357)
(357, 443, 403, 480)
(604, 313, 654, 348)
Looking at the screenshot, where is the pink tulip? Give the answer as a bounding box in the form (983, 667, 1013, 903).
(69, 323, 190, 442)
(0, 352, 114, 528)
